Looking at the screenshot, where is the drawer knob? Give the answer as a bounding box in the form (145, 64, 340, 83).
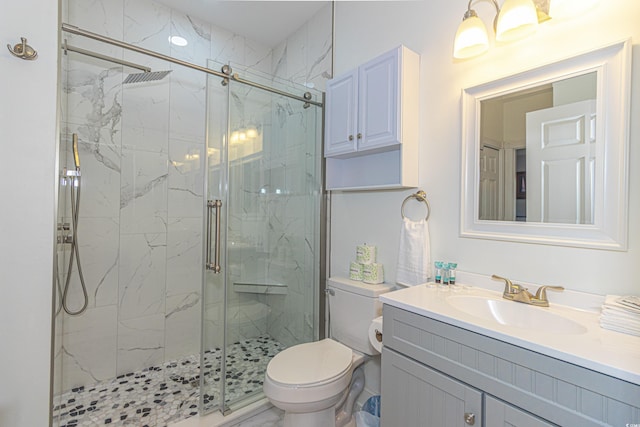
(464, 412, 475, 425)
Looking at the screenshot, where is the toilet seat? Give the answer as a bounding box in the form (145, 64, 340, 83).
(264, 339, 354, 407)
(267, 339, 353, 387)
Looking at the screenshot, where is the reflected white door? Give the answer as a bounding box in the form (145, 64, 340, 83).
(479, 145, 501, 220)
(526, 100, 596, 223)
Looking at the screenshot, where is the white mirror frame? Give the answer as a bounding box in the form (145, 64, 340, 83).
(461, 40, 631, 250)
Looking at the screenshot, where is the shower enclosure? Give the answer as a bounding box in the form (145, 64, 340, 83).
(201, 60, 323, 415)
(52, 2, 327, 425)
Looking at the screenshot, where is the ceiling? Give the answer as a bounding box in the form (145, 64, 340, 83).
(156, 0, 330, 48)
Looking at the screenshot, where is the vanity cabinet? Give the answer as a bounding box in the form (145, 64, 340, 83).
(381, 305, 640, 426)
(382, 349, 553, 427)
(324, 45, 419, 190)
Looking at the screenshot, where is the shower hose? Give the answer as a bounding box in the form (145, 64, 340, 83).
(56, 173, 89, 316)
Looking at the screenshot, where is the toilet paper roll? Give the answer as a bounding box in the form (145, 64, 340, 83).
(363, 263, 384, 284)
(368, 316, 383, 353)
(349, 261, 364, 281)
(356, 244, 377, 265)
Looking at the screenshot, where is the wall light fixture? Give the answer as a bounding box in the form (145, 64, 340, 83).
(453, 0, 546, 59)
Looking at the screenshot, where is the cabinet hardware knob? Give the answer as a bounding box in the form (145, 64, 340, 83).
(464, 412, 475, 425)
(357, 133, 362, 139)
(348, 135, 354, 141)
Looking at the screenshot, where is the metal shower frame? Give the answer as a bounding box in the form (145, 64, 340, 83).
(61, 23, 323, 108)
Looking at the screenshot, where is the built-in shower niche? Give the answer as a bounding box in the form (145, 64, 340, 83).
(233, 282, 288, 295)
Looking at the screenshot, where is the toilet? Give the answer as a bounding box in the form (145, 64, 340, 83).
(264, 277, 392, 427)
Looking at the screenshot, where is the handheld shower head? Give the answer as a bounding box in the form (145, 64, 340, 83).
(72, 133, 80, 170)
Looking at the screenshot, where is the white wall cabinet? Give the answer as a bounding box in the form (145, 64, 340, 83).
(324, 45, 419, 190)
(381, 305, 640, 426)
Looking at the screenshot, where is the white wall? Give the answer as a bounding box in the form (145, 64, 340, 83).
(331, 0, 640, 296)
(0, 0, 58, 426)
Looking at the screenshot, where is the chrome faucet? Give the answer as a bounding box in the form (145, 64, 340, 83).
(491, 275, 564, 307)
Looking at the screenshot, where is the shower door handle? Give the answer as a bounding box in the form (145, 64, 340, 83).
(206, 199, 222, 273)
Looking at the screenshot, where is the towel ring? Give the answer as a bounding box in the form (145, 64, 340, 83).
(401, 190, 431, 221)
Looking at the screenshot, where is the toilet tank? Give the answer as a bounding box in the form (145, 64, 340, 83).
(328, 277, 394, 355)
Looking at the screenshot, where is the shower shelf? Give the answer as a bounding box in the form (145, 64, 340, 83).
(233, 282, 288, 295)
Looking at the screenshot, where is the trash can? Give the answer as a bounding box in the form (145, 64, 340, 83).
(355, 395, 380, 427)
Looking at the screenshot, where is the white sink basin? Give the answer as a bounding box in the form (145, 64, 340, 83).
(446, 295, 588, 335)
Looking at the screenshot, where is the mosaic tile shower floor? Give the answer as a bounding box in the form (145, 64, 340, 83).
(53, 336, 285, 427)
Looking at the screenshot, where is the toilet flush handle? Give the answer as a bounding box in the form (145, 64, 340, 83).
(375, 329, 382, 342)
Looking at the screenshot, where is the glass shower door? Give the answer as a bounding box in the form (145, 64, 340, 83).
(200, 61, 228, 414)
(202, 62, 323, 414)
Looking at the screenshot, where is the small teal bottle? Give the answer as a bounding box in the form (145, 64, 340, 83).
(449, 263, 457, 285)
(434, 262, 443, 284)
(442, 263, 450, 285)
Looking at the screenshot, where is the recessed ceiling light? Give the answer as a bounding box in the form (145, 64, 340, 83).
(169, 36, 188, 47)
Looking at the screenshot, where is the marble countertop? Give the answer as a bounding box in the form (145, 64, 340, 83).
(380, 282, 640, 386)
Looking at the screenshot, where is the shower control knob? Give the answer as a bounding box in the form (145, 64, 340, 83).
(464, 412, 475, 425)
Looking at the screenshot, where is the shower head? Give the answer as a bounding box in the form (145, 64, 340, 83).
(123, 70, 172, 84)
(72, 133, 80, 170)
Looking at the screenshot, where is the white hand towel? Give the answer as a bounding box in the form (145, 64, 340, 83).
(603, 295, 640, 315)
(396, 217, 431, 286)
(599, 322, 640, 337)
(599, 294, 640, 337)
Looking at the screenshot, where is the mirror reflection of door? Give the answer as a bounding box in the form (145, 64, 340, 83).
(478, 71, 597, 223)
(479, 145, 501, 220)
(525, 100, 596, 224)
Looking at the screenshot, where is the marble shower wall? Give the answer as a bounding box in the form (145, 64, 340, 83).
(56, 0, 331, 393)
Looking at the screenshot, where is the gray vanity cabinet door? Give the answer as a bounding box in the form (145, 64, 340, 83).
(381, 348, 482, 427)
(485, 395, 556, 427)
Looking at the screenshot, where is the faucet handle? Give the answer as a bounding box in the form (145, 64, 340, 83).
(534, 286, 564, 303)
(492, 274, 515, 294)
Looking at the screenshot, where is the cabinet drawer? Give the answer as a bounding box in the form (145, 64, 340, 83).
(485, 395, 556, 427)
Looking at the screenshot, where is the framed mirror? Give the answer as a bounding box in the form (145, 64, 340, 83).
(461, 40, 631, 250)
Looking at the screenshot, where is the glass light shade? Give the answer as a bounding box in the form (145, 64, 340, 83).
(230, 131, 240, 144)
(246, 127, 258, 139)
(549, 0, 599, 19)
(453, 16, 490, 59)
(496, 0, 538, 43)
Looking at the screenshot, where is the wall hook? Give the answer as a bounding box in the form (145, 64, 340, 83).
(7, 37, 38, 60)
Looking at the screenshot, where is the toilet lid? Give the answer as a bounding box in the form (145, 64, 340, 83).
(267, 339, 352, 387)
